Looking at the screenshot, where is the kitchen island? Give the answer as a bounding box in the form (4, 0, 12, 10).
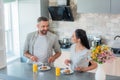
(0, 61, 120, 80)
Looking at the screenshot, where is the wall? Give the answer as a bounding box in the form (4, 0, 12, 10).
(49, 0, 120, 44)
(18, 0, 49, 62)
(0, 0, 7, 68)
(18, 0, 40, 62)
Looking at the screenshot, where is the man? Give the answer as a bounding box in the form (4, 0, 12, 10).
(23, 16, 61, 64)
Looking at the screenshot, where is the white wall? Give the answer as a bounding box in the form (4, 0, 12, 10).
(18, 0, 40, 61)
(18, 0, 49, 62)
(49, 0, 120, 45)
(0, 0, 7, 68)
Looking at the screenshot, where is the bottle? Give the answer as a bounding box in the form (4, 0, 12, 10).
(55, 67, 60, 76)
(33, 64, 38, 73)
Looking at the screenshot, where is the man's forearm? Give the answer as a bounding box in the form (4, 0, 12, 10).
(24, 51, 33, 59)
(24, 51, 39, 62)
(53, 52, 61, 60)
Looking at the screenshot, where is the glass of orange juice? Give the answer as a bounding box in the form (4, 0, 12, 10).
(56, 67, 60, 76)
(33, 64, 38, 72)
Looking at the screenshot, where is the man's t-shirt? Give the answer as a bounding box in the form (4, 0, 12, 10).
(34, 35, 48, 63)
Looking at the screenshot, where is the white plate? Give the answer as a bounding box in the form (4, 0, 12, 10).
(38, 66, 51, 71)
(61, 69, 74, 75)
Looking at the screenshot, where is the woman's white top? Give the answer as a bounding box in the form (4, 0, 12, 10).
(70, 44, 91, 70)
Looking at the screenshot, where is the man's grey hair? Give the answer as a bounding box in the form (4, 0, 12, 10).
(37, 16, 48, 23)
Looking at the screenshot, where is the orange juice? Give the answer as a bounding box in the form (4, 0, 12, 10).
(56, 67, 60, 76)
(33, 64, 38, 72)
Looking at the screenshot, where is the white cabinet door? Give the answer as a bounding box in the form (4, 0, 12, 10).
(54, 50, 70, 68)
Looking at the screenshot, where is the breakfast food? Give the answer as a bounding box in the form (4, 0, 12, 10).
(64, 69, 70, 74)
(41, 66, 47, 70)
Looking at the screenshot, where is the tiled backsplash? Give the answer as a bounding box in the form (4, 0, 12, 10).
(49, 0, 120, 44)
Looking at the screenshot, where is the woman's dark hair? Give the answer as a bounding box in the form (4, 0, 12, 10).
(37, 16, 48, 23)
(75, 29, 90, 49)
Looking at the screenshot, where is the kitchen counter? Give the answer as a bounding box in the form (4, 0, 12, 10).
(61, 48, 70, 52)
(0, 74, 28, 80)
(0, 62, 120, 80)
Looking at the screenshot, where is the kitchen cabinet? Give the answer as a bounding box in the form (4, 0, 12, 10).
(77, 0, 110, 13)
(0, 0, 7, 69)
(18, 0, 49, 62)
(77, 0, 120, 13)
(111, 0, 120, 14)
(54, 49, 70, 68)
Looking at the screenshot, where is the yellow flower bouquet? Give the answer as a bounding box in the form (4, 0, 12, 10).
(91, 45, 115, 64)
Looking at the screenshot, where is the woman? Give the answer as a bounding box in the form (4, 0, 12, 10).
(65, 29, 97, 72)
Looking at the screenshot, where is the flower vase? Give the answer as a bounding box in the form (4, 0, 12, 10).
(95, 64, 106, 80)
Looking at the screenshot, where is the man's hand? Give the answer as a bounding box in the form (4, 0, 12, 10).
(48, 56, 55, 63)
(30, 56, 39, 62)
(64, 59, 71, 66)
(24, 51, 38, 62)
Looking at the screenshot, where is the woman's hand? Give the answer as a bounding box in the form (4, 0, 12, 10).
(64, 59, 71, 66)
(75, 61, 97, 72)
(75, 67, 86, 72)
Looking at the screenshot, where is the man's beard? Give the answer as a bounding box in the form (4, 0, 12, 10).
(40, 30, 48, 35)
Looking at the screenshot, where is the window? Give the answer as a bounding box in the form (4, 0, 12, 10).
(4, 1, 20, 62)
